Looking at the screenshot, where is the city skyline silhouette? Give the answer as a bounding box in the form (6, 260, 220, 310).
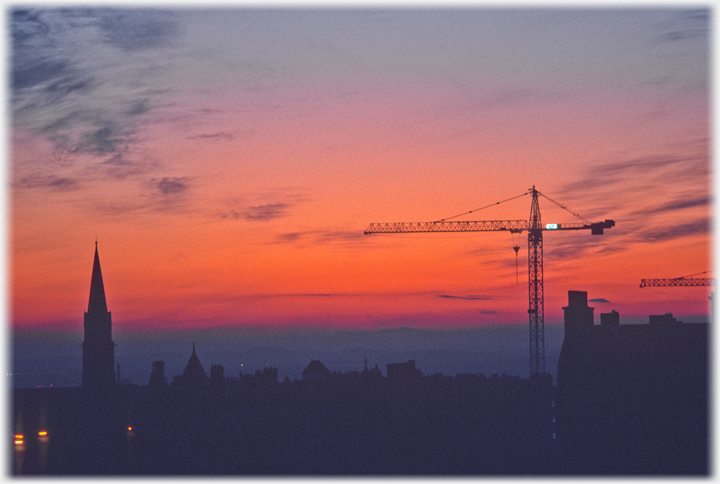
(11, 241, 710, 475)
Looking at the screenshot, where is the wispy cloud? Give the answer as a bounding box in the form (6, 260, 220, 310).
(241, 203, 290, 222)
(635, 216, 710, 243)
(653, 9, 709, 44)
(438, 295, 494, 301)
(78, 175, 194, 219)
(546, 238, 627, 261)
(186, 132, 234, 141)
(559, 138, 708, 208)
(589, 298, 610, 303)
(15, 174, 79, 191)
(217, 191, 311, 223)
(276, 232, 302, 244)
(272, 229, 368, 248)
(316, 230, 366, 244)
(562, 152, 707, 209)
(143, 176, 193, 213)
(11, 8, 178, 160)
(153, 177, 189, 196)
(554, 137, 709, 259)
(100, 153, 158, 180)
(542, 229, 620, 263)
(629, 195, 711, 217)
(98, 9, 178, 51)
(79, 124, 127, 154)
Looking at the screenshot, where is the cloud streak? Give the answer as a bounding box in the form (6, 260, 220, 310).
(154, 177, 189, 196)
(629, 195, 711, 217)
(654, 9, 709, 44)
(241, 203, 290, 222)
(186, 132, 235, 141)
(99, 9, 178, 51)
(217, 191, 310, 224)
(79, 124, 127, 154)
(552, 135, 710, 263)
(100, 153, 158, 180)
(438, 295, 494, 301)
(272, 229, 368, 248)
(15, 175, 79, 191)
(636, 217, 710, 243)
(559, 137, 707, 204)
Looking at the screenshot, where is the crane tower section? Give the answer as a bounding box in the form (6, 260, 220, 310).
(528, 188, 544, 375)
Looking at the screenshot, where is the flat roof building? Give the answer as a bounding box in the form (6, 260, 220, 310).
(556, 290, 708, 474)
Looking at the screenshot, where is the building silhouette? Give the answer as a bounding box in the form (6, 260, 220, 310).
(556, 290, 708, 474)
(148, 361, 168, 390)
(386, 359, 422, 382)
(81, 242, 115, 390)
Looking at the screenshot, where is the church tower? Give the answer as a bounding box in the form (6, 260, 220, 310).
(82, 242, 115, 390)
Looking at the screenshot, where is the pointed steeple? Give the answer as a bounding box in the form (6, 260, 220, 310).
(88, 241, 108, 314)
(83, 241, 115, 390)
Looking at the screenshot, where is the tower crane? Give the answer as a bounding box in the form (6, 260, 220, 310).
(640, 271, 714, 318)
(640, 273, 714, 288)
(365, 186, 615, 376)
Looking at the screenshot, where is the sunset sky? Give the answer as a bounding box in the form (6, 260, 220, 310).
(10, 7, 711, 337)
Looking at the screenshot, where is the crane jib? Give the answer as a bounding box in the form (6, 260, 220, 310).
(640, 278, 714, 288)
(364, 219, 615, 235)
(364, 220, 528, 233)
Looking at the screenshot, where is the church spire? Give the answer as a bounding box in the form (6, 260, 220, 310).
(83, 241, 115, 390)
(88, 241, 108, 314)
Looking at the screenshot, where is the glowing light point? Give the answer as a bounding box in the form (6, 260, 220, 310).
(546, 223, 558, 230)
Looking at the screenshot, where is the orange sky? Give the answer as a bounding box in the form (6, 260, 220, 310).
(10, 8, 711, 333)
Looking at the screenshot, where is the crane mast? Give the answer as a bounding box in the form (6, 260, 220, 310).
(528, 188, 544, 375)
(365, 186, 615, 376)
